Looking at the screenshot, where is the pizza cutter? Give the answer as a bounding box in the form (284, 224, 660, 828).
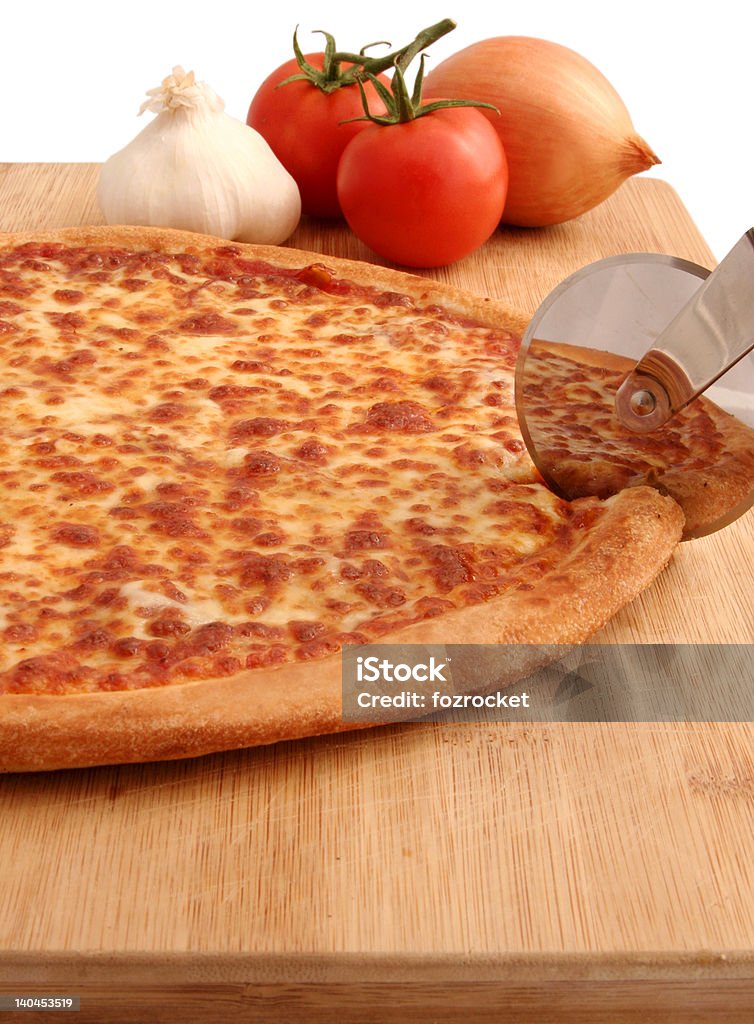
(514, 231, 754, 539)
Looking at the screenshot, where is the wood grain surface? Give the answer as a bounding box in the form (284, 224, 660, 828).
(0, 164, 752, 1023)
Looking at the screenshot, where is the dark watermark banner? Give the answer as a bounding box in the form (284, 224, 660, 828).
(341, 644, 754, 724)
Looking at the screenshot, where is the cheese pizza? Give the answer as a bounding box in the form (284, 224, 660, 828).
(0, 226, 684, 772)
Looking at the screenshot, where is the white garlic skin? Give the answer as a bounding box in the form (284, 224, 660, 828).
(97, 69, 301, 245)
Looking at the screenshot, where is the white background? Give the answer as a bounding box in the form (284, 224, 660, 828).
(1, 0, 748, 260)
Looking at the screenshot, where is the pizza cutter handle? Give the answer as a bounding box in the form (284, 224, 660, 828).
(615, 229, 754, 432)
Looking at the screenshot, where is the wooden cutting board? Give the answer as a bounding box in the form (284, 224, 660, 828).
(0, 165, 752, 1023)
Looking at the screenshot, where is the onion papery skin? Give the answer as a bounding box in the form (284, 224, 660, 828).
(423, 36, 660, 227)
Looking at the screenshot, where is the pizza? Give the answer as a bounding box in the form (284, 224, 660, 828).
(517, 339, 754, 538)
(0, 225, 687, 773)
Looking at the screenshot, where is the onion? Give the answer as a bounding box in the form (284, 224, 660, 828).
(423, 36, 659, 227)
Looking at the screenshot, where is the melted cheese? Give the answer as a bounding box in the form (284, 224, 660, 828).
(0, 242, 585, 692)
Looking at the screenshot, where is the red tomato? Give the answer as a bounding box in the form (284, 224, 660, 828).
(336, 106, 508, 268)
(247, 54, 388, 219)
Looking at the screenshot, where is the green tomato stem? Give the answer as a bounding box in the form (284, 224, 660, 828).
(277, 19, 457, 95)
(354, 53, 500, 126)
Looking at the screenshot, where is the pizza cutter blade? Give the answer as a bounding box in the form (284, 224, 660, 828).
(514, 232, 754, 539)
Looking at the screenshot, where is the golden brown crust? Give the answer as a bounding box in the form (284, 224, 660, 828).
(656, 409, 754, 538)
(0, 226, 683, 772)
(527, 338, 633, 373)
(0, 488, 682, 773)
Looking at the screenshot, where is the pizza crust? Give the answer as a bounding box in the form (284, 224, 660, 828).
(652, 413, 754, 538)
(0, 487, 682, 773)
(0, 226, 684, 772)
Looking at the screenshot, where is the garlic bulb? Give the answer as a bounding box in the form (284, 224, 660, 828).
(98, 67, 301, 244)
